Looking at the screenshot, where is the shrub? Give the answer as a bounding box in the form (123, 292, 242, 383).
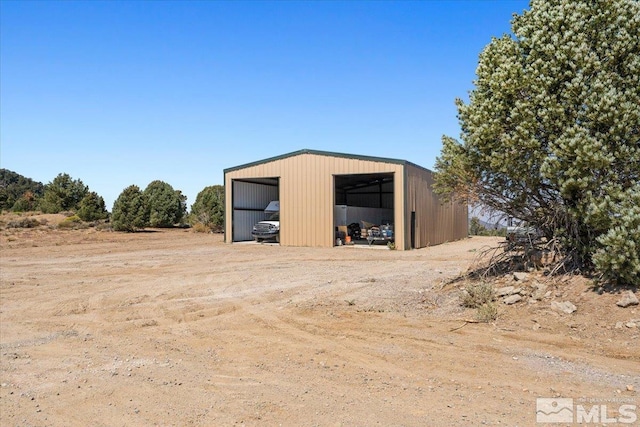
(58, 215, 87, 230)
(7, 217, 41, 229)
(461, 282, 495, 308)
(476, 303, 498, 322)
(192, 222, 210, 233)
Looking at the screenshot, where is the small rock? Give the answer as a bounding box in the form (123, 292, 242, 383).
(513, 272, 528, 281)
(626, 322, 637, 329)
(551, 301, 577, 314)
(616, 291, 639, 308)
(504, 294, 523, 305)
(531, 282, 549, 300)
(532, 323, 541, 331)
(496, 286, 515, 297)
(627, 385, 634, 392)
(615, 321, 625, 329)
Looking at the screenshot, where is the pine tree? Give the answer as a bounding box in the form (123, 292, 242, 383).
(111, 185, 149, 232)
(434, 0, 640, 285)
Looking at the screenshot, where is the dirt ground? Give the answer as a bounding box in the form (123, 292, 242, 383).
(1, 214, 638, 426)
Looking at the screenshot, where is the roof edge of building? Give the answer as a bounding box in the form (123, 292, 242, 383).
(223, 148, 433, 175)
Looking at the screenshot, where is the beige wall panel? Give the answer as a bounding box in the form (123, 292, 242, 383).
(226, 153, 404, 248)
(405, 164, 468, 249)
(225, 155, 467, 249)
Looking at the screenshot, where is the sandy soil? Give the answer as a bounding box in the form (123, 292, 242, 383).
(1, 215, 638, 426)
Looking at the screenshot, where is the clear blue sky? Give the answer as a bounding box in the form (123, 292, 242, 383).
(1, 0, 529, 210)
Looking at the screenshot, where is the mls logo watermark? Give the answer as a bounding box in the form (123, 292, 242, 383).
(537, 398, 573, 423)
(537, 397, 638, 424)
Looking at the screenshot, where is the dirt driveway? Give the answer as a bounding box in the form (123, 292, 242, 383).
(1, 226, 638, 426)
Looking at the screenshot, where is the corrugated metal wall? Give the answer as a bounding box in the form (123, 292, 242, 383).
(405, 164, 468, 248)
(344, 181, 394, 208)
(224, 152, 467, 249)
(231, 180, 278, 241)
(225, 153, 405, 248)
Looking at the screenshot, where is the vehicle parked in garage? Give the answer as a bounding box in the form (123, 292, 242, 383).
(252, 201, 280, 243)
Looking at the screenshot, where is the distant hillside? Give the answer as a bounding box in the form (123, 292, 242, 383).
(474, 217, 507, 231)
(0, 169, 45, 211)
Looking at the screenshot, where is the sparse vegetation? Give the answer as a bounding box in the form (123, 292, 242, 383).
(6, 217, 42, 229)
(461, 282, 495, 308)
(58, 214, 88, 230)
(475, 303, 498, 323)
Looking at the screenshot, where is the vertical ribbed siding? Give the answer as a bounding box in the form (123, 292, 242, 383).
(225, 153, 404, 248)
(405, 164, 468, 248)
(231, 180, 278, 241)
(224, 152, 466, 249)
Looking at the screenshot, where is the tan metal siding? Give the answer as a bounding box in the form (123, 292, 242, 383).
(225, 153, 404, 248)
(405, 164, 468, 248)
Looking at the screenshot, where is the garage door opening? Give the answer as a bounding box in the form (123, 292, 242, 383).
(231, 178, 279, 242)
(334, 173, 394, 246)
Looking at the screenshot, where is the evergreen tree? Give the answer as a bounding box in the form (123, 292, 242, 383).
(190, 185, 224, 232)
(0, 169, 44, 211)
(143, 180, 186, 227)
(77, 191, 108, 221)
(434, 0, 640, 284)
(111, 185, 149, 232)
(41, 173, 89, 213)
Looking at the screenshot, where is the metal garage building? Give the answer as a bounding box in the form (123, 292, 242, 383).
(224, 149, 468, 250)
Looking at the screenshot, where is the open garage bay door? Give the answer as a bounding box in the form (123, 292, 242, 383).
(334, 173, 394, 244)
(231, 178, 279, 242)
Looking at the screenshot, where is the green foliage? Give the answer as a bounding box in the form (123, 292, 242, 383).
(11, 191, 39, 212)
(592, 184, 640, 285)
(143, 180, 186, 227)
(40, 173, 89, 214)
(77, 191, 108, 222)
(190, 185, 224, 232)
(111, 185, 149, 232)
(469, 217, 483, 236)
(58, 214, 87, 229)
(469, 216, 507, 237)
(434, 0, 640, 285)
(0, 169, 44, 211)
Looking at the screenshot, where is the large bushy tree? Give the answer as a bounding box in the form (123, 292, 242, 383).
(434, 0, 639, 285)
(77, 191, 108, 221)
(0, 169, 45, 211)
(143, 180, 186, 227)
(111, 185, 149, 232)
(190, 185, 224, 232)
(40, 173, 89, 213)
